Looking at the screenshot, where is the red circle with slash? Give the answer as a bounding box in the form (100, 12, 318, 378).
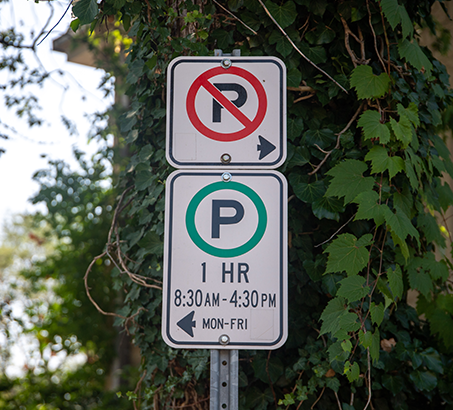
(186, 66, 267, 142)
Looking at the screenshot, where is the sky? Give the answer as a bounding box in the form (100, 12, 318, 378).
(0, 0, 113, 232)
(0, 0, 113, 377)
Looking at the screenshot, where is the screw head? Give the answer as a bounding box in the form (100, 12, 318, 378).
(219, 334, 230, 345)
(221, 153, 231, 164)
(221, 58, 232, 69)
(221, 172, 232, 183)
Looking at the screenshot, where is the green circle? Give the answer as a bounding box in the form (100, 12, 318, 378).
(186, 181, 267, 258)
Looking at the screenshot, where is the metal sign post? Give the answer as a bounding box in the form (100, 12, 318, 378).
(163, 54, 287, 410)
(210, 350, 238, 409)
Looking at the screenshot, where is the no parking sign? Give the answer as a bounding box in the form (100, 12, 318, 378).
(166, 57, 286, 169)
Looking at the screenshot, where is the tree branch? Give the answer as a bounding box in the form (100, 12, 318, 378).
(257, 0, 348, 94)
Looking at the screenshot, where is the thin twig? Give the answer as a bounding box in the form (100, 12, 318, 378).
(266, 351, 278, 409)
(310, 386, 326, 409)
(308, 101, 364, 175)
(334, 392, 342, 410)
(285, 371, 304, 410)
(366, 0, 386, 73)
(257, 0, 348, 94)
(84, 253, 125, 318)
(287, 86, 316, 93)
(213, 0, 258, 34)
(37, 1, 73, 46)
(363, 348, 372, 410)
(315, 214, 356, 248)
(133, 370, 147, 410)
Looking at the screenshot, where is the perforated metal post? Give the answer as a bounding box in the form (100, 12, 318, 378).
(210, 350, 238, 409)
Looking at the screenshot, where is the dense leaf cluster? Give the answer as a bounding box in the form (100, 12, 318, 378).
(65, 0, 453, 408)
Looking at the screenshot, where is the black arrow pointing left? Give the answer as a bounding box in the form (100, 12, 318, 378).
(177, 311, 196, 337)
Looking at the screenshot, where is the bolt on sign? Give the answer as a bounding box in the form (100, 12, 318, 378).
(162, 170, 288, 349)
(166, 57, 287, 169)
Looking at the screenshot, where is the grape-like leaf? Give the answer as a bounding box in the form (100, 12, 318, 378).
(398, 40, 433, 77)
(387, 265, 403, 300)
(397, 102, 420, 127)
(383, 205, 420, 243)
(344, 361, 360, 382)
(365, 146, 405, 179)
(325, 233, 372, 276)
(350, 65, 390, 99)
(358, 110, 391, 144)
(370, 302, 385, 326)
(390, 116, 413, 147)
(359, 330, 372, 348)
(337, 276, 370, 303)
(325, 159, 375, 204)
(353, 190, 385, 225)
(320, 297, 347, 336)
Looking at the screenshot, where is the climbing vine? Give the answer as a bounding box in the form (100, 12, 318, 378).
(69, 0, 453, 408)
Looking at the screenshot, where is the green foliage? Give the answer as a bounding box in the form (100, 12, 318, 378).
(350, 65, 390, 99)
(16, 0, 453, 408)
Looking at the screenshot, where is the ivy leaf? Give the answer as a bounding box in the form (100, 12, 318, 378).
(325, 233, 372, 276)
(304, 128, 336, 149)
(357, 110, 390, 144)
(72, 0, 98, 25)
(289, 174, 325, 203)
(365, 146, 405, 179)
(409, 371, 437, 392)
(138, 231, 163, 256)
(382, 375, 404, 395)
(337, 276, 370, 303)
(320, 297, 347, 336)
(353, 190, 385, 225)
(350, 65, 390, 99)
(246, 387, 274, 409)
(287, 68, 302, 88)
(370, 329, 380, 363)
(269, 30, 293, 57)
(387, 265, 403, 300)
(325, 159, 375, 204)
(420, 348, 443, 374)
(398, 40, 433, 77)
(265, 0, 297, 28)
(312, 196, 344, 222)
(370, 302, 385, 326)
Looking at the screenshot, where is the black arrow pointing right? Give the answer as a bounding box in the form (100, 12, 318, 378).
(177, 311, 196, 337)
(257, 135, 276, 160)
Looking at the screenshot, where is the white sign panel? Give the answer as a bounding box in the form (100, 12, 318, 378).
(162, 170, 287, 349)
(166, 57, 286, 169)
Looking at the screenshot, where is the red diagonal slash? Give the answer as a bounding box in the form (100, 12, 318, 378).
(200, 78, 252, 128)
(186, 66, 267, 142)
